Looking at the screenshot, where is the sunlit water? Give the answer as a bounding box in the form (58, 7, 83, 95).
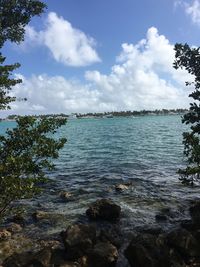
(1, 115, 200, 237)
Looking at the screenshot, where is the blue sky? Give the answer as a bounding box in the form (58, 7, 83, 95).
(2, 0, 200, 116)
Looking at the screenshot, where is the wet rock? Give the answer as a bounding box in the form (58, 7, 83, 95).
(86, 199, 121, 222)
(0, 229, 11, 241)
(7, 223, 22, 234)
(61, 224, 96, 260)
(88, 241, 118, 267)
(190, 201, 200, 226)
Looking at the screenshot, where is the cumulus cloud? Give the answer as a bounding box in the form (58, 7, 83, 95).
(5, 27, 193, 116)
(23, 12, 100, 66)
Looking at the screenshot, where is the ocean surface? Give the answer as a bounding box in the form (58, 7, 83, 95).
(1, 115, 200, 237)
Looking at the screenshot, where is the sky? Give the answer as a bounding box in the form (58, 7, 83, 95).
(2, 0, 200, 116)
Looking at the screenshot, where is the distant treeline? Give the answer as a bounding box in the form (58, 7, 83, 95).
(76, 109, 188, 118)
(3, 109, 188, 121)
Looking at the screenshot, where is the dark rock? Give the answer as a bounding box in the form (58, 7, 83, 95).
(140, 226, 162, 236)
(166, 228, 200, 260)
(190, 201, 200, 225)
(61, 224, 96, 260)
(125, 233, 164, 267)
(99, 227, 122, 248)
(29, 248, 52, 266)
(125, 239, 155, 267)
(88, 241, 118, 267)
(86, 199, 121, 222)
(3, 251, 34, 267)
(125, 232, 187, 267)
(50, 248, 67, 266)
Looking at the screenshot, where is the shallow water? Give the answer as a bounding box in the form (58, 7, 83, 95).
(1, 115, 200, 237)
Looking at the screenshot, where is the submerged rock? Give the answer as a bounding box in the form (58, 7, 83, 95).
(88, 241, 118, 267)
(61, 224, 96, 260)
(59, 191, 73, 201)
(32, 210, 50, 221)
(86, 199, 121, 222)
(115, 183, 130, 192)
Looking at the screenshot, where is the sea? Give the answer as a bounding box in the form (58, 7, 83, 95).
(1, 115, 200, 238)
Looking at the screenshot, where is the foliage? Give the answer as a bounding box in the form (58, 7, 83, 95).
(0, 0, 46, 110)
(0, 116, 67, 217)
(174, 43, 200, 185)
(0, 0, 67, 219)
(0, 54, 22, 109)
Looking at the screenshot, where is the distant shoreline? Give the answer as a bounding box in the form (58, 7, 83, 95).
(0, 108, 188, 121)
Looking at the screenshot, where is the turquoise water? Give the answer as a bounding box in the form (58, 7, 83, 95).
(1, 115, 200, 235)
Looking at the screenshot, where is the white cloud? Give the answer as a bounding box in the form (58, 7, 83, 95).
(185, 0, 200, 25)
(5, 27, 193, 116)
(175, 0, 200, 26)
(23, 12, 101, 66)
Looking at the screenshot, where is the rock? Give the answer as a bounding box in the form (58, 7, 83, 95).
(50, 248, 67, 266)
(86, 199, 121, 222)
(61, 224, 96, 260)
(59, 191, 73, 201)
(39, 239, 62, 249)
(166, 228, 200, 260)
(30, 247, 52, 266)
(3, 251, 34, 267)
(6, 223, 22, 234)
(0, 229, 11, 241)
(125, 238, 156, 267)
(190, 201, 200, 225)
(3, 248, 52, 267)
(99, 227, 122, 248)
(180, 220, 197, 231)
(88, 241, 118, 267)
(58, 263, 80, 267)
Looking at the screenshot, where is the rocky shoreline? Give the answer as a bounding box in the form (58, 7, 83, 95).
(1, 197, 200, 267)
